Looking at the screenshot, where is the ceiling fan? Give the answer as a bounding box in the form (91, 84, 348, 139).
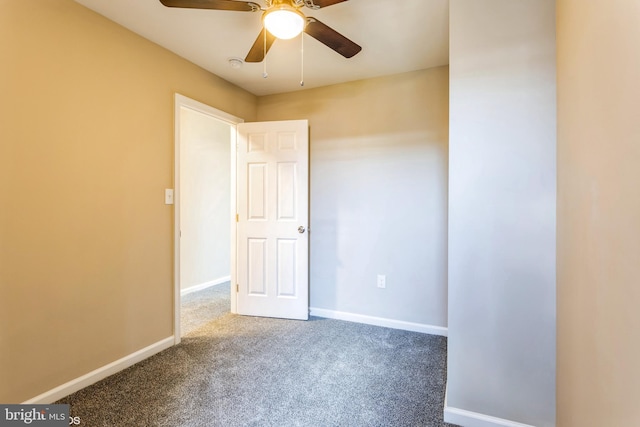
(159, 0, 362, 63)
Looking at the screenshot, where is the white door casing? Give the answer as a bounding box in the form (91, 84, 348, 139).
(236, 120, 309, 320)
(173, 94, 243, 345)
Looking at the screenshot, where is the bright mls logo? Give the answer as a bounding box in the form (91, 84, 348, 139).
(0, 405, 69, 426)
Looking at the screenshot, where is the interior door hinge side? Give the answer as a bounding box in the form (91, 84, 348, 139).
(236, 213, 239, 222)
(236, 283, 240, 293)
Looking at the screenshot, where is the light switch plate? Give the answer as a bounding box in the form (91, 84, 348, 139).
(165, 189, 174, 205)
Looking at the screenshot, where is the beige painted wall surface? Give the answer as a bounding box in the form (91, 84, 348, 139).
(0, 0, 256, 402)
(557, 0, 640, 425)
(257, 68, 449, 327)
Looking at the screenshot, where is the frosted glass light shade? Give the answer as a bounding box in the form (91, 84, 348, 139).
(263, 8, 305, 39)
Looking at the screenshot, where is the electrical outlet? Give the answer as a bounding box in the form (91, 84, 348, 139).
(377, 274, 386, 289)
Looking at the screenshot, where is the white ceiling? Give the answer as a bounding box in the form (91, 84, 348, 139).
(74, 0, 449, 96)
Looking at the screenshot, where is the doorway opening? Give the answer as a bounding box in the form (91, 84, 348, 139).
(174, 94, 243, 343)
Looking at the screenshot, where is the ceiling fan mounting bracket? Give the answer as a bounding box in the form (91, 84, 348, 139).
(265, 0, 304, 8)
(302, 0, 321, 9)
(264, 0, 331, 9)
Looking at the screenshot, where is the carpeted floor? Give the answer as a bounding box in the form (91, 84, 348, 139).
(57, 286, 457, 427)
(180, 282, 231, 336)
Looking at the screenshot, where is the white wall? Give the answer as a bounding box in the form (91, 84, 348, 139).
(257, 68, 449, 331)
(179, 107, 231, 290)
(447, 1, 556, 426)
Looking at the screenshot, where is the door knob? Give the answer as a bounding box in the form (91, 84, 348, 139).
(298, 226, 306, 234)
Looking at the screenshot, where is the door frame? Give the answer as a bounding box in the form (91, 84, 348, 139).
(173, 93, 243, 345)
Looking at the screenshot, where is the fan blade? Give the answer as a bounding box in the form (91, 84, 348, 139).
(245, 28, 277, 63)
(308, 0, 348, 8)
(159, 0, 260, 12)
(304, 18, 362, 58)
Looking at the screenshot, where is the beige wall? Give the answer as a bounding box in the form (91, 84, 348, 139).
(0, 0, 256, 403)
(258, 68, 449, 328)
(557, 0, 640, 425)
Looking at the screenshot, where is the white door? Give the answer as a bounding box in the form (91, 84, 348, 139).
(236, 120, 309, 320)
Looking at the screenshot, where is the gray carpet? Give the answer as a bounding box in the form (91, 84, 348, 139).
(57, 287, 457, 427)
(180, 282, 231, 336)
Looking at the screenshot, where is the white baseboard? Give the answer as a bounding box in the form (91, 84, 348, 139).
(23, 336, 175, 404)
(181, 276, 230, 296)
(443, 382, 535, 427)
(309, 307, 447, 336)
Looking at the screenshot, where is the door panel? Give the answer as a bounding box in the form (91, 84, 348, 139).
(277, 163, 297, 220)
(236, 120, 309, 320)
(248, 163, 267, 220)
(247, 238, 267, 295)
(277, 238, 297, 297)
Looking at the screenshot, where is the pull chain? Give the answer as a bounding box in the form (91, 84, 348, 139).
(263, 29, 268, 78)
(300, 30, 304, 87)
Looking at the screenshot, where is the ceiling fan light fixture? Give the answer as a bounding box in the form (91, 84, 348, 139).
(263, 6, 305, 40)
